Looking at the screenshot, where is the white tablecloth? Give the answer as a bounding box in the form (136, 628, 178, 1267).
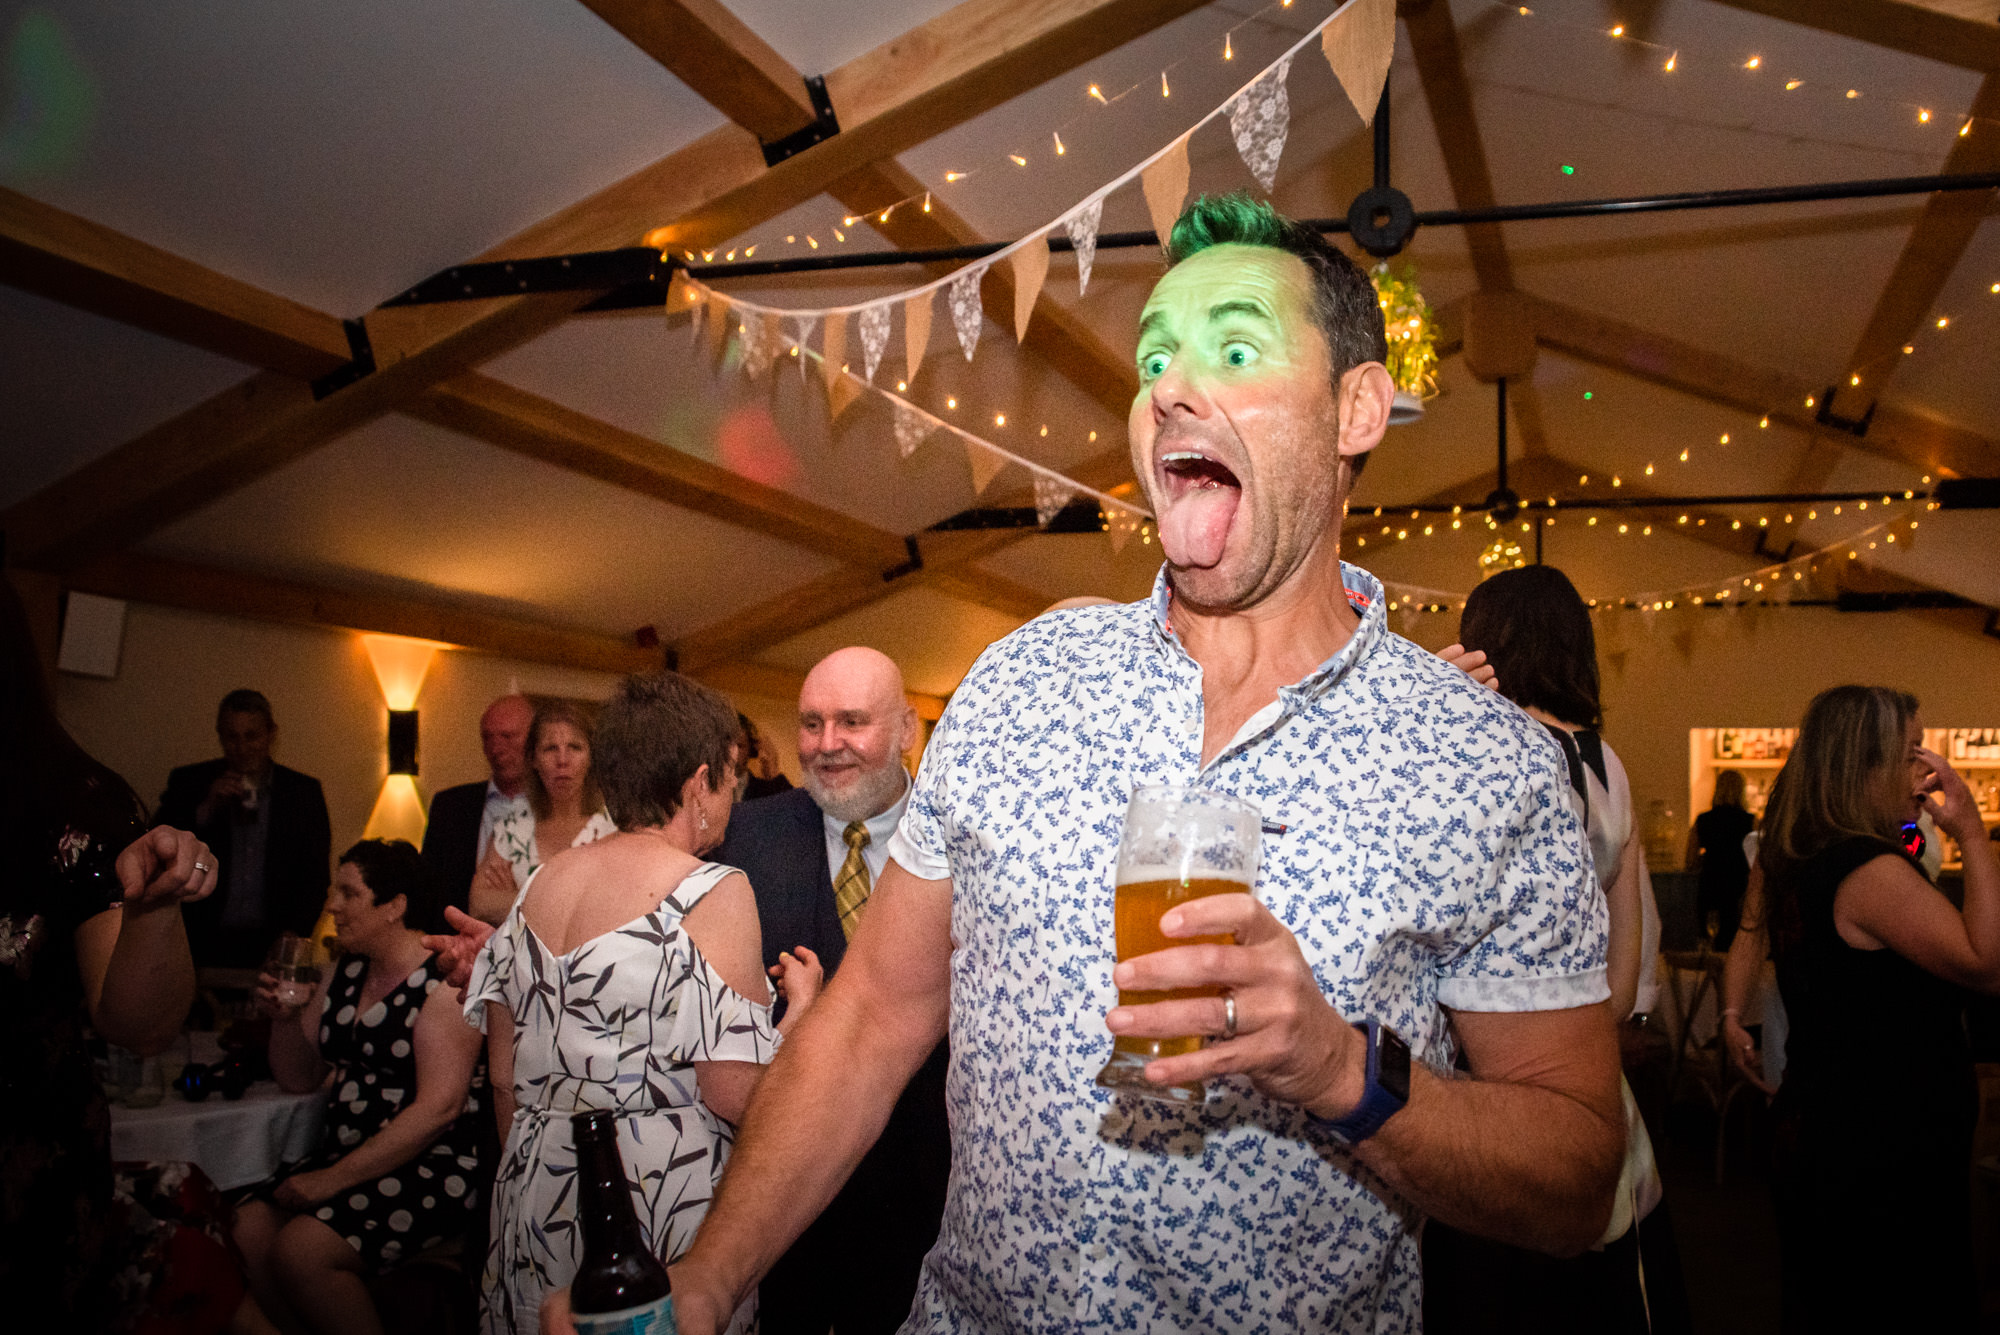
(109, 1039, 326, 1191)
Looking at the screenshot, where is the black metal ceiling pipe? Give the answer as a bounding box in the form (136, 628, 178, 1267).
(394, 170, 2000, 304)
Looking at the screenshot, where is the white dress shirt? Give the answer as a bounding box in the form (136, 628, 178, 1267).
(819, 771, 911, 886)
(476, 781, 531, 865)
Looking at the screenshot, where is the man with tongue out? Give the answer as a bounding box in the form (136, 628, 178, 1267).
(658, 196, 1619, 1335)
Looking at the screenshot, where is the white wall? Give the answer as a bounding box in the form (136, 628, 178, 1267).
(55, 602, 800, 853)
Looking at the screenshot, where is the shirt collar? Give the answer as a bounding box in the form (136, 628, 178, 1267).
(485, 780, 527, 808)
(821, 769, 913, 845)
(1145, 561, 1388, 705)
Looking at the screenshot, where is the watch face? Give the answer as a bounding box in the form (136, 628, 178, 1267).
(1378, 1028, 1413, 1104)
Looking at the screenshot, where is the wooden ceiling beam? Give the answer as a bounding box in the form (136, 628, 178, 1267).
(63, 553, 662, 675)
(577, 0, 819, 142)
(1513, 292, 2000, 481)
(4, 0, 1206, 574)
(0, 187, 352, 378)
(1401, 0, 1515, 293)
(1705, 0, 2000, 73)
(408, 372, 909, 570)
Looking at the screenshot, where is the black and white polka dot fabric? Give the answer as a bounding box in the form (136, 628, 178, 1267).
(294, 954, 484, 1272)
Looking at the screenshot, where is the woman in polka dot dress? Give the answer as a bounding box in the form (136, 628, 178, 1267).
(233, 839, 486, 1334)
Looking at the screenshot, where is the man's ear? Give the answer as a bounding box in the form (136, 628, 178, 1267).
(1335, 362, 1395, 462)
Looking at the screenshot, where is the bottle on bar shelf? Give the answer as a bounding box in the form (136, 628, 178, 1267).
(569, 1111, 676, 1334)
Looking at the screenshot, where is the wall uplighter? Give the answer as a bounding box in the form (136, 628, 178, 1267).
(387, 709, 420, 776)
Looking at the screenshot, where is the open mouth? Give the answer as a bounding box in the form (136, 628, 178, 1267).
(1156, 448, 1243, 569)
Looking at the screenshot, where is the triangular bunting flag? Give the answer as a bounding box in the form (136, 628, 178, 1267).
(790, 314, 819, 381)
(822, 312, 847, 397)
(1066, 198, 1104, 297)
(705, 290, 731, 363)
(1671, 623, 1697, 661)
(948, 263, 989, 361)
(893, 401, 933, 458)
(858, 303, 891, 383)
(1011, 236, 1050, 344)
(828, 370, 864, 420)
(1322, 0, 1396, 126)
(1033, 474, 1076, 528)
(742, 312, 781, 379)
(905, 290, 933, 383)
(1106, 508, 1142, 554)
(1141, 136, 1192, 250)
(965, 439, 1008, 494)
(667, 272, 697, 336)
(1228, 55, 1293, 193)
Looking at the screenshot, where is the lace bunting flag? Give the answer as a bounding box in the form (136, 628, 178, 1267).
(1229, 55, 1292, 193)
(1066, 198, 1103, 297)
(949, 263, 989, 362)
(858, 303, 891, 383)
(1033, 474, 1077, 528)
(740, 312, 780, 379)
(893, 402, 933, 459)
(789, 314, 819, 380)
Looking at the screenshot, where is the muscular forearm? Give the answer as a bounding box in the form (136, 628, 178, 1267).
(682, 974, 942, 1311)
(1356, 1020, 1623, 1255)
(94, 907, 195, 1054)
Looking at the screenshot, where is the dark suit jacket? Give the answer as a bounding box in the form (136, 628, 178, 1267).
(156, 759, 330, 967)
(713, 787, 951, 1307)
(420, 780, 489, 916)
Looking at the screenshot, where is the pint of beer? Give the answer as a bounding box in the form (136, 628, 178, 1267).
(1095, 784, 1260, 1104)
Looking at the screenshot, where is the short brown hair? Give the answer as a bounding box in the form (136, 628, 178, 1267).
(593, 672, 738, 830)
(525, 699, 603, 820)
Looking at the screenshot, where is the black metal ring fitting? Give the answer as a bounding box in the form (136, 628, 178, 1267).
(1346, 186, 1417, 257)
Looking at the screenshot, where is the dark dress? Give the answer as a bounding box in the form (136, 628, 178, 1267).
(1770, 836, 1977, 1333)
(1693, 804, 1756, 949)
(293, 953, 485, 1271)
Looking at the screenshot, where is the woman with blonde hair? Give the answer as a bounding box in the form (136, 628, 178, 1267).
(469, 700, 615, 923)
(1743, 685, 1997, 1331)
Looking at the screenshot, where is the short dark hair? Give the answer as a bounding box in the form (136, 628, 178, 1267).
(593, 672, 739, 830)
(1164, 193, 1388, 385)
(1458, 565, 1603, 729)
(525, 699, 603, 821)
(217, 688, 274, 730)
(339, 838, 443, 933)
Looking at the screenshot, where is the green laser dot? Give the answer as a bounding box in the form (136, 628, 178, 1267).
(1583, 391, 1593, 400)
(1561, 164, 1575, 175)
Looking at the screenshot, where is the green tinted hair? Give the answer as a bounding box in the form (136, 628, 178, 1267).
(1163, 193, 1388, 383)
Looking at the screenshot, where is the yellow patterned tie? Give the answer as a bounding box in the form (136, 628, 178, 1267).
(834, 821, 872, 940)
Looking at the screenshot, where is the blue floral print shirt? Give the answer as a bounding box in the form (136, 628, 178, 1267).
(885, 562, 1607, 1333)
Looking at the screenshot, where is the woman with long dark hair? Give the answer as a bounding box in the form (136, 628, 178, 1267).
(0, 580, 229, 1328)
(1750, 685, 1996, 1330)
(1424, 564, 1686, 1334)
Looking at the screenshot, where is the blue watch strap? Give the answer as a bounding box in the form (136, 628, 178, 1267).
(1312, 1020, 1409, 1144)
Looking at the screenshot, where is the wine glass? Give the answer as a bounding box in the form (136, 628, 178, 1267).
(266, 933, 321, 1009)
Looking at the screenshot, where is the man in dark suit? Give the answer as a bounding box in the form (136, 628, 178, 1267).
(420, 694, 534, 916)
(713, 647, 950, 1335)
(156, 689, 330, 968)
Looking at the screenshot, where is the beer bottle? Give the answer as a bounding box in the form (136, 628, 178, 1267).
(569, 1111, 676, 1334)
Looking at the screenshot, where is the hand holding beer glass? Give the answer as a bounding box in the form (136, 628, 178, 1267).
(265, 932, 322, 1010)
(1096, 785, 1259, 1104)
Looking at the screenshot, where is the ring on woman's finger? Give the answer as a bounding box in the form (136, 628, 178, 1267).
(1221, 992, 1238, 1042)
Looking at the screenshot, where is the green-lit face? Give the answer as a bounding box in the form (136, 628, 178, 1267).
(1128, 244, 1346, 609)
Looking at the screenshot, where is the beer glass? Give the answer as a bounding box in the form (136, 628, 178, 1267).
(1095, 784, 1260, 1104)
(267, 933, 321, 1009)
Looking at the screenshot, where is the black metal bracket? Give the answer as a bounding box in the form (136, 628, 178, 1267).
(1814, 386, 1875, 438)
(381, 249, 668, 308)
(883, 534, 924, 582)
(761, 76, 840, 168)
(310, 318, 377, 400)
(928, 500, 1109, 534)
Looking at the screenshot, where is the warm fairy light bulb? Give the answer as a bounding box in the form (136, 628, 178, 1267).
(702, 250, 716, 262)
(786, 235, 795, 243)
(880, 209, 892, 222)
(995, 414, 1006, 426)
(1618, 523, 1629, 534)
(944, 171, 966, 182)
(1054, 131, 1065, 155)
(1732, 519, 1742, 530)
(1612, 475, 1622, 487)
(1785, 79, 1802, 91)
(725, 249, 736, 261)
(1849, 373, 1861, 386)
(946, 396, 957, 409)
(1588, 516, 1598, 526)
(1679, 514, 1689, 524)
(1937, 316, 1950, 328)
(1088, 430, 1097, 441)
(842, 215, 859, 226)
(1162, 71, 1171, 97)
(1846, 89, 1859, 99)
(1664, 52, 1677, 72)
(1039, 425, 1048, 436)
(1962, 120, 1974, 137)
(1919, 109, 1932, 123)
(806, 235, 818, 249)
(831, 228, 844, 242)
(1645, 462, 1655, 475)
(1610, 24, 1624, 36)
(1991, 283, 1999, 294)
(1744, 55, 1761, 69)
(1225, 32, 1234, 60)
(896, 381, 907, 392)
(1759, 416, 1769, 427)
(1009, 155, 1027, 167)
(743, 245, 756, 257)
(1805, 395, 1816, 407)
(1679, 449, 1689, 462)
(1089, 84, 1106, 103)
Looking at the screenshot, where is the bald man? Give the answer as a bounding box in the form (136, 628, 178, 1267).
(421, 694, 534, 915)
(712, 647, 951, 1335)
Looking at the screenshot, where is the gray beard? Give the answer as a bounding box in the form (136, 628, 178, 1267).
(803, 761, 906, 825)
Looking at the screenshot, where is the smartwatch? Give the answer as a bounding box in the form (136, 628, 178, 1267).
(1313, 1020, 1411, 1145)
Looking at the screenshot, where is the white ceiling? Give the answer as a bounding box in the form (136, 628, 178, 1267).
(3, 0, 1998, 683)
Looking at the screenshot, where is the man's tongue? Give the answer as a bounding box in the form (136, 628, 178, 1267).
(1159, 480, 1241, 569)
